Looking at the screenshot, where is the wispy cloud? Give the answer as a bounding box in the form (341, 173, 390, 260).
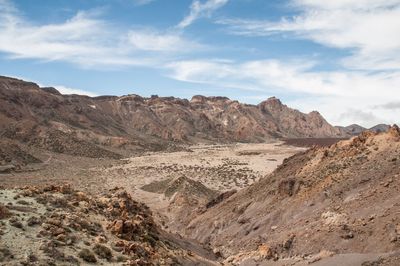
(166, 59, 399, 98)
(290, 0, 400, 10)
(0, 0, 203, 68)
(177, 0, 229, 29)
(128, 29, 204, 52)
(219, 0, 400, 71)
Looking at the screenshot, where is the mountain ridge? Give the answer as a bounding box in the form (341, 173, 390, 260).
(0, 75, 346, 159)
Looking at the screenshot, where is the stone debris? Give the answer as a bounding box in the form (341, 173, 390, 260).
(0, 185, 203, 265)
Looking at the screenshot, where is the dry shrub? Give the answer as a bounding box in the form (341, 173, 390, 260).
(0, 203, 11, 219)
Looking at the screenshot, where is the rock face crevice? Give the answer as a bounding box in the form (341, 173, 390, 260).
(0, 76, 346, 158)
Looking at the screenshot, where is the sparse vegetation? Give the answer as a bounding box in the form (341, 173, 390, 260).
(0, 203, 11, 220)
(78, 248, 97, 263)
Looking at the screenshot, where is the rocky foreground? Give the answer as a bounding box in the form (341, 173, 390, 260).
(0, 185, 216, 265)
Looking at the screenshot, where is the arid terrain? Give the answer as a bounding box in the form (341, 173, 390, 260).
(1, 76, 399, 265)
(0, 141, 304, 232)
(0, 140, 305, 265)
(184, 126, 400, 265)
(3, 129, 400, 265)
(0, 185, 218, 265)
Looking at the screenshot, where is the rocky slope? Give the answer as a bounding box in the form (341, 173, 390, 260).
(0, 76, 345, 159)
(0, 185, 217, 265)
(142, 176, 219, 233)
(0, 139, 41, 173)
(183, 126, 400, 265)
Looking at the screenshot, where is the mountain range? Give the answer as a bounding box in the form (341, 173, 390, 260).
(0, 75, 346, 160)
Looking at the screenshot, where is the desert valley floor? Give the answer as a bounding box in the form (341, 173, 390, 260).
(0, 141, 303, 227)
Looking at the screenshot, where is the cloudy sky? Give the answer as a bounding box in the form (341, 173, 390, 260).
(0, 0, 399, 127)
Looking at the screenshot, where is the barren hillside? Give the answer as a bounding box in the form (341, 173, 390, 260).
(183, 126, 400, 265)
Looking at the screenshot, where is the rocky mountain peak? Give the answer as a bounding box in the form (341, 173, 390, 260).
(308, 110, 321, 116)
(265, 96, 282, 104)
(190, 95, 231, 104)
(259, 97, 283, 109)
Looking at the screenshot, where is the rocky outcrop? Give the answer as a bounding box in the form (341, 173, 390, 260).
(142, 176, 218, 232)
(0, 185, 216, 265)
(258, 97, 344, 138)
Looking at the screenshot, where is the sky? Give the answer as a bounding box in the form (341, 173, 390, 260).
(0, 0, 399, 127)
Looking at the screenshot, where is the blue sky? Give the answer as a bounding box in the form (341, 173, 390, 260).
(0, 0, 399, 127)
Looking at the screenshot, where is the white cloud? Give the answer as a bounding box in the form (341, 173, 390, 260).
(128, 29, 204, 52)
(52, 85, 98, 97)
(285, 97, 395, 128)
(177, 0, 229, 29)
(219, 0, 400, 71)
(337, 109, 383, 126)
(374, 101, 400, 110)
(32, 79, 97, 96)
(291, 0, 400, 10)
(0, 0, 203, 68)
(166, 59, 399, 98)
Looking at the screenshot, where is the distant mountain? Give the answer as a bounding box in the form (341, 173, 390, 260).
(336, 123, 390, 136)
(369, 123, 390, 133)
(0, 76, 346, 158)
(336, 124, 367, 136)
